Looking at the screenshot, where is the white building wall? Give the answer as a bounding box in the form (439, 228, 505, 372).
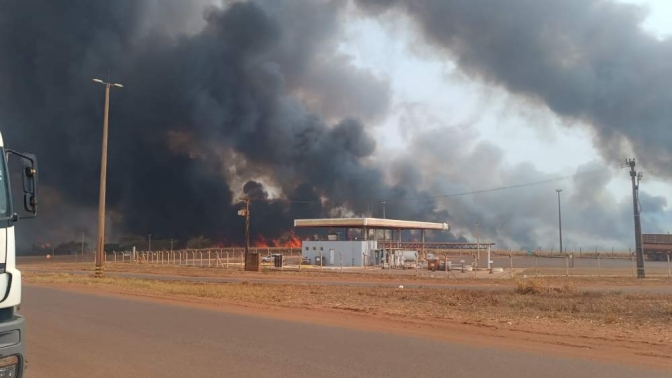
(301, 240, 378, 267)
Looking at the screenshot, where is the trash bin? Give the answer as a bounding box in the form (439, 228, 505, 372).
(274, 254, 283, 268)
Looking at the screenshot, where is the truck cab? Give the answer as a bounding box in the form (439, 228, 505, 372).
(0, 132, 38, 377)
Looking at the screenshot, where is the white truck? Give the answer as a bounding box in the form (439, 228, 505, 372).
(0, 131, 38, 377)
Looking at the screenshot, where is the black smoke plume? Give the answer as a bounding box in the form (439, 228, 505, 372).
(357, 0, 672, 179)
(0, 0, 449, 246)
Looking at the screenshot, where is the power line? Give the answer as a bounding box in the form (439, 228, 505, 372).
(250, 164, 628, 205)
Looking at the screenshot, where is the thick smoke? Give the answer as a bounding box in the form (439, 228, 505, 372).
(0, 0, 449, 247)
(396, 115, 672, 250)
(357, 0, 672, 180)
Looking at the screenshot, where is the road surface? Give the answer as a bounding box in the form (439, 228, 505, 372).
(22, 286, 669, 378)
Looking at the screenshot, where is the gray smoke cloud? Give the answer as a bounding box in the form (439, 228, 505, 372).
(356, 0, 672, 180)
(397, 117, 672, 250)
(0, 0, 451, 247)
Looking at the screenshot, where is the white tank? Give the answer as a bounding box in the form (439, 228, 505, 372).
(397, 251, 418, 262)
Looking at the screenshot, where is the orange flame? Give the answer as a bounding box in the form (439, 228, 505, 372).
(252, 231, 302, 248)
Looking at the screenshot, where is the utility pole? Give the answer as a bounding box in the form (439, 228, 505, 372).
(627, 159, 645, 278)
(556, 189, 563, 255)
(476, 221, 481, 268)
(92, 77, 123, 278)
(238, 196, 251, 260)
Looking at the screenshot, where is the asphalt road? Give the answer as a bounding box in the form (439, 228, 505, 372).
(22, 286, 669, 378)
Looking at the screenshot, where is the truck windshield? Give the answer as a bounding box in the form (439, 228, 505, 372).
(0, 150, 8, 218)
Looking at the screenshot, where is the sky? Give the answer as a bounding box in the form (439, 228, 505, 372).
(2, 0, 671, 251)
(334, 0, 672, 241)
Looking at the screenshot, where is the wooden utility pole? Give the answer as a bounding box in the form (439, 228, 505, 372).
(238, 196, 251, 261)
(627, 159, 645, 278)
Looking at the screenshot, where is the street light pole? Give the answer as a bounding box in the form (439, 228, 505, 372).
(93, 78, 123, 278)
(556, 189, 563, 255)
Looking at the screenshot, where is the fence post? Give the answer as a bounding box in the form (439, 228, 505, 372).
(509, 254, 514, 278)
(208, 251, 211, 267)
(565, 255, 569, 277)
(535, 254, 538, 277)
(299, 248, 302, 272)
(114, 251, 117, 263)
(668, 253, 671, 278)
(631, 253, 635, 277)
(320, 251, 323, 271)
(339, 252, 343, 272)
(597, 253, 601, 278)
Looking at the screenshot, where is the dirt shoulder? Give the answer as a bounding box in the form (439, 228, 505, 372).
(24, 271, 672, 370)
(21, 261, 672, 289)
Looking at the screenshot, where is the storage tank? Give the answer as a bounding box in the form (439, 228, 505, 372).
(398, 251, 418, 262)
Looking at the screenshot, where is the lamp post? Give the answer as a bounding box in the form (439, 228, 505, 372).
(556, 189, 563, 256)
(92, 78, 123, 278)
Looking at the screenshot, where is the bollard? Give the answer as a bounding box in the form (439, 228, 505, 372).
(200, 252, 203, 267)
(208, 251, 212, 267)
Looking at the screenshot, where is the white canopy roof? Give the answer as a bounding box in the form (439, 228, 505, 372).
(294, 218, 449, 231)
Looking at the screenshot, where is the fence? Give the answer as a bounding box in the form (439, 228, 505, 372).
(106, 248, 304, 270)
(19, 246, 672, 279)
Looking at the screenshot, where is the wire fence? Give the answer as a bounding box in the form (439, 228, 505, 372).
(19, 247, 672, 278)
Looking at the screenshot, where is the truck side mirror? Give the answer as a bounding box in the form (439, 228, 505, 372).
(21, 154, 37, 215)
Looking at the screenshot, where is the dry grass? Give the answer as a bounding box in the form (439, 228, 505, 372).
(24, 273, 672, 334)
(22, 261, 672, 287)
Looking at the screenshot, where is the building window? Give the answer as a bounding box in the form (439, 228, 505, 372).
(305, 247, 309, 251)
(313, 247, 316, 250)
(320, 247, 324, 251)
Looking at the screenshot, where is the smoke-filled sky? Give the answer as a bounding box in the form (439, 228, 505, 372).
(1, 0, 671, 250)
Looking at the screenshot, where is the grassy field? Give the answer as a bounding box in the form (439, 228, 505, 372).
(25, 272, 672, 337)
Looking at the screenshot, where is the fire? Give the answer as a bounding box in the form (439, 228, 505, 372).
(252, 231, 302, 248)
